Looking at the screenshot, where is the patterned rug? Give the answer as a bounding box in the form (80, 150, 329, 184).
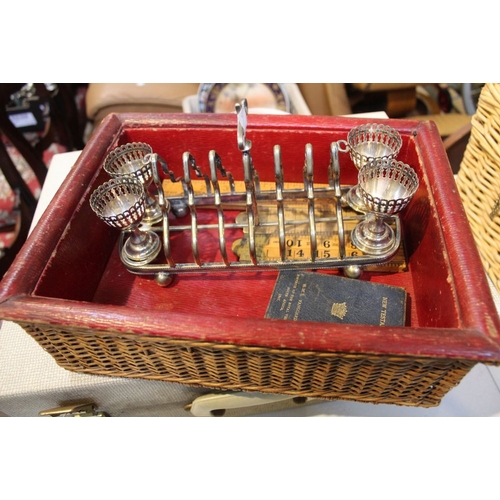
(0, 84, 87, 267)
(0, 135, 66, 251)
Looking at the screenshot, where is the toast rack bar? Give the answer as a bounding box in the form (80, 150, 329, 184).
(117, 142, 402, 277)
(119, 217, 401, 275)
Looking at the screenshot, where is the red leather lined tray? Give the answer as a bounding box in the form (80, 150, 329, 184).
(1, 112, 499, 406)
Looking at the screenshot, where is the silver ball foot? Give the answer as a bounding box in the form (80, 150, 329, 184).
(155, 272, 173, 287)
(343, 265, 363, 279)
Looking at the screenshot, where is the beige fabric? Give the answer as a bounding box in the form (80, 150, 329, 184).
(410, 113, 471, 137)
(86, 83, 200, 121)
(351, 83, 419, 92)
(298, 83, 351, 116)
(86, 83, 313, 123)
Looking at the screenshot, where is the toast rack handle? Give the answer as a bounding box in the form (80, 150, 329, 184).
(236, 99, 252, 152)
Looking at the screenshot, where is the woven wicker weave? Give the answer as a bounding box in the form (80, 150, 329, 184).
(20, 321, 474, 407)
(456, 83, 500, 291)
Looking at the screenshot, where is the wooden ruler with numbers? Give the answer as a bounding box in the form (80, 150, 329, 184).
(231, 202, 407, 272)
(162, 180, 407, 272)
(232, 227, 407, 273)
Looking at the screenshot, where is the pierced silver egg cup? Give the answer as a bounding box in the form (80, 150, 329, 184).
(90, 177, 161, 267)
(351, 159, 419, 256)
(103, 142, 163, 225)
(345, 123, 403, 212)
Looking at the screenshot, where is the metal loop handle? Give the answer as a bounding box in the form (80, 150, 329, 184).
(209, 150, 230, 266)
(336, 139, 349, 153)
(182, 152, 201, 266)
(149, 153, 174, 267)
(236, 99, 252, 152)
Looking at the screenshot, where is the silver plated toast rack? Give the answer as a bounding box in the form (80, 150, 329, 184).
(90, 100, 418, 286)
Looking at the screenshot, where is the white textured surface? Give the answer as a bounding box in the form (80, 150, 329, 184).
(29, 150, 82, 232)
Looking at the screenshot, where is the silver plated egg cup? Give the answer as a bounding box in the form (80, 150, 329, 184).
(351, 159, 419, 256)
(90, 177, 161, 267)
(104, 142, 163, 225)
(345, 123, 403, 212)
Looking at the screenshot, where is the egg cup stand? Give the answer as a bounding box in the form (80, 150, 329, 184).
(0, 111, 499, 408)
(112, 110, 403, 284)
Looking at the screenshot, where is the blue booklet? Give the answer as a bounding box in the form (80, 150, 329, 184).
(265, 270, 407, 326)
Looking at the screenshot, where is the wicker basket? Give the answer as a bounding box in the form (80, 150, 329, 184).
(0, 112, 499, 408)
(18, 321, 474, 407)
(456, 83, 500, 291)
